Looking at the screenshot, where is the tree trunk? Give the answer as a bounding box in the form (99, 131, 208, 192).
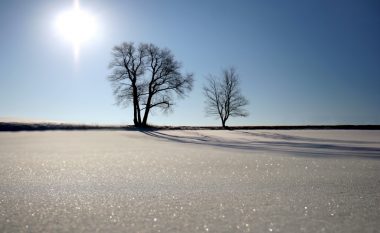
(221, 117, 226, 128)
(222, 115, 229, 128)
(132, 84, 141, 126)
(142, 94, 153, 127)
(132, 93, 139, 126)
(142, 107, 150, 126)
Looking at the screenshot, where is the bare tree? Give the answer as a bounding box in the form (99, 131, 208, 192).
(108, 42, 146, 126)
(141, 44, 193, 125)
(203, 67, 249, 128)
(108, 42, 193, 127)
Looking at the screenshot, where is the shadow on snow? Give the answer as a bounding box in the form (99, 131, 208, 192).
(140, 130, 380, 160)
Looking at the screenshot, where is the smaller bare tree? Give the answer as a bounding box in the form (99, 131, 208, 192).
(203, 67, 249, 128)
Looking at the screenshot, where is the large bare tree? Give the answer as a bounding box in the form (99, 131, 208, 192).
(108, 42, 146, 126)
(203, 67, 249, 128)
(108, 42, 193, 127)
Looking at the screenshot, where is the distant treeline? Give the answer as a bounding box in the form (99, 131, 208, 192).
(0, 122, 379, 132)
(0, 123, 128, 131)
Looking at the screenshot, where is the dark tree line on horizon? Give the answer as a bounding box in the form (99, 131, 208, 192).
(108, 41, 248, 128)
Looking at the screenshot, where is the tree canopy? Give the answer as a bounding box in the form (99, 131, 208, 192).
(108, 42, 193, 127)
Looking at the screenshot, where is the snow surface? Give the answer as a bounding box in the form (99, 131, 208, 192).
(0, 130, 379, 232)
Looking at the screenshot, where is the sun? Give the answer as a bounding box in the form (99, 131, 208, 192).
(55, 0, 96, 60)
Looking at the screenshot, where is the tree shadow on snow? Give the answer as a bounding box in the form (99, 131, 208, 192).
(239, 131, 379, 145)
(140, 130, 380, 160)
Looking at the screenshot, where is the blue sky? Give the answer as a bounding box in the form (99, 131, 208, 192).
(0, 0, 379, 126)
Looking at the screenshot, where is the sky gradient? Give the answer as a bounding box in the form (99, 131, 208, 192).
(0, 0, 379, 126)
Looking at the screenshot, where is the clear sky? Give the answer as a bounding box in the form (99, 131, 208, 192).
(0, 0, 379, 126)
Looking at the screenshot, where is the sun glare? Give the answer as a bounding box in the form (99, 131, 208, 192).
(55, 0, 96, 60)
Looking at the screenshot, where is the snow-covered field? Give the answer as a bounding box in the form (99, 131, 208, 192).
(0, 130, 379, 232)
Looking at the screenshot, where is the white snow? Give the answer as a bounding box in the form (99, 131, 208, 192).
(0, 129, 379, 232)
